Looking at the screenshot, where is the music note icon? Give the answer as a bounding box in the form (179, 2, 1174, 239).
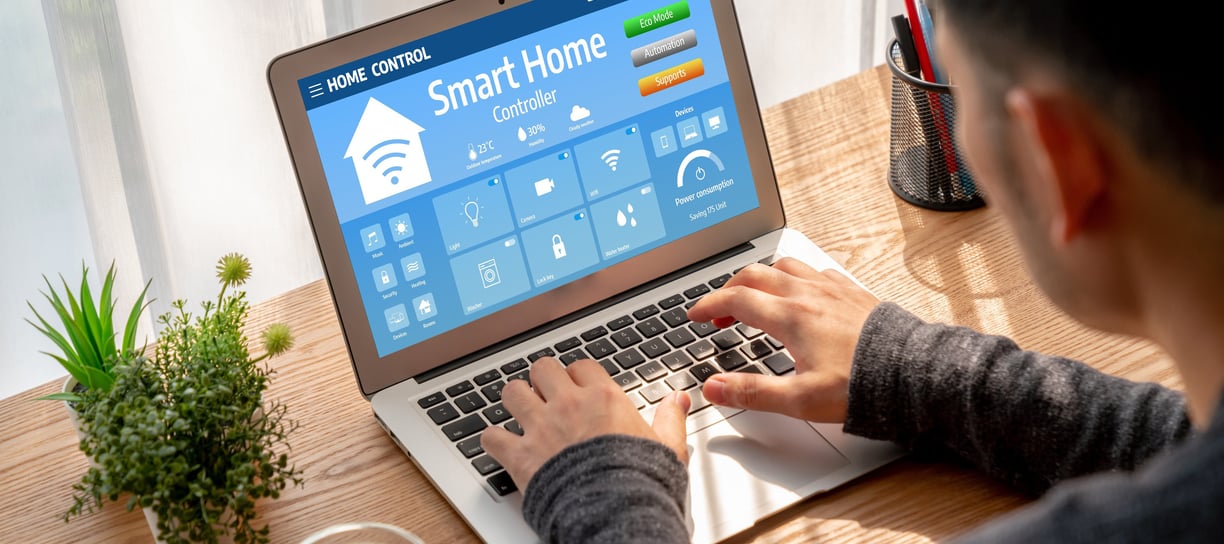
(360, 224, 385, 253)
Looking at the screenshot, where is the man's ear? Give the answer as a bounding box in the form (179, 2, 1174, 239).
(1004, 87, 1108, 245)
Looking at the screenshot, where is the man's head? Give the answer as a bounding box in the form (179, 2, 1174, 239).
(934, 1, 1224, 335)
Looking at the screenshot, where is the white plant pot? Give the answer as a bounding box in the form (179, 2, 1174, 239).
(143, 506, 236, 544)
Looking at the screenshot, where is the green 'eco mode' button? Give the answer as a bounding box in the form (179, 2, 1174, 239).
(624, 1, 691, 38)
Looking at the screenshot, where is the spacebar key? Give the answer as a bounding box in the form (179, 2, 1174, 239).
(441, 414, 487, 442)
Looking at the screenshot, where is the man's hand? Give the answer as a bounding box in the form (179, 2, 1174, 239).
(481, 358, 691, 492)
(687, 257, 879, 422)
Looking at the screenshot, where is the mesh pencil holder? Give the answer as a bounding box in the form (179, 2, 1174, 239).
(886, 40, 984, 211)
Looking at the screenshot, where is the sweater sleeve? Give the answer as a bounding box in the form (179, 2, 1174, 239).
(522, 434, 689, 544)
(843, 302, 1192, 495)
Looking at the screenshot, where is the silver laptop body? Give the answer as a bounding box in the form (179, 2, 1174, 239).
(267, 1, 903, 541)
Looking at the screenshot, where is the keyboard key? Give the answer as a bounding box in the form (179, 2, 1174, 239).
(446, 381, 474, 398)
(505, 420, 524, 436)
(683, 284, 711, 299)
(427, 403, 460, 425)
(457, 435, 484, 458)
(472, 455, 503, 476)
(639, 338, 671, 359)
(481, 381, 506, 402)
(607, 315, 634, 331)
(744, 339, 773, 360)
(661, 351, 694, 371)
(635, 317, 667, 338)
(689, 321, 718, 338)
(640, 381, 673, 404)
(560, 348, 588, 365)
(660, 307, 690, 328)
(629, 392, 647, 410)
(554, 337, 582, 353)
(736, 323, 764, 339)
(441, 414, 487, 442)
(473, 369, 501, 386)
(581, 326, 608, 342)
(659, 294, 686, 309)
(611, 328, 643, 348)
(586, 338, 618, 358)
(666, 372, 698, 391)
(614, 348, 646, 370)
(632, 305, 660, 320)
(455, 391, 488, 414)
(527, 347, 556, 362)
(597, 359, 619, 376)
(686, 339, 717, 361)
(488, 471, 517, 496)
(737, 364, 764, 374)
(689, 386, 713, 413)
(482, 403, 512, 424)
(613, 371, 643, 391)
(417, 392, 446, 409)
(507, 370, 530, 385)
(636, 361, 668, 382)
(663, 327, 696, 348)
(765, 336, 785, 350)
(711, 329, 744, 351)
(709, 273, 733, 289)
(690, 363, 720, 382)
(763, 352, 796, 375)
(715, 351, 748, 371)
(500, 359, 529, 374)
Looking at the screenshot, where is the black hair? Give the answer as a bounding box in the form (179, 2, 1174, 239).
(938, 1, 1223, 205)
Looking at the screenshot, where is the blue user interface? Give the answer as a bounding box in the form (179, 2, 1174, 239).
(301, 0, 761, 357)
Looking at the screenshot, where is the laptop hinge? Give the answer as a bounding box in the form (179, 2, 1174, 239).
(415, 241, 755, 383)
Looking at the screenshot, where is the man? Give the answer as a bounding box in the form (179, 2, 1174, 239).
(481, 1, 1224, 541)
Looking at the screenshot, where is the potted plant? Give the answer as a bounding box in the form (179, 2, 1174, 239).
(26, 262, 151, 436)
(64, 253, 303, 544)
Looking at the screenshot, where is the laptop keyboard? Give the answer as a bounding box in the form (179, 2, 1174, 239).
(414, 269, 796, 497)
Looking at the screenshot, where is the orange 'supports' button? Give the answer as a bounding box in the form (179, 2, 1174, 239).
(638, 58, 704, 97)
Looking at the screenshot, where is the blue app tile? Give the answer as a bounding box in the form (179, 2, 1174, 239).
(388, 213, 415, 242)
(400, 252, 426, 282)
(650, 126, 678, 158)
(385, 304, 410, 332)
(574, 124, 652, 201)
(521, 211, 600, 288)
(412, 293, 438, 321)
(676, 117, 703, 148)
(432, 176, 514, 255)
(701, 107, 729, 138)
(589, 184, 666, 260)
(359, 224, 386, 252)
(449, 237, 531, 315)
(505, 150, 584, 228)
(372, 263, 398, 292)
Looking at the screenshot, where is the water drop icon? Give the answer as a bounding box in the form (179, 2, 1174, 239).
(616, 210, 627, 227)
(517, 127, 527, 142)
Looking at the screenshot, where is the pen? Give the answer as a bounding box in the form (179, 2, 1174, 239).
(904, 0, 958, 199)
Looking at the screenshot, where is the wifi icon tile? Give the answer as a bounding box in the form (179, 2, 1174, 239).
(573, 124, 652, 201)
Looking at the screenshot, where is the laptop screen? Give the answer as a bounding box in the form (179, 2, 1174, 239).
(299, 0, 760, 358)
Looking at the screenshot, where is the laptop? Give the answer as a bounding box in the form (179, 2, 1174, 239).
(267, 0, 903, 541)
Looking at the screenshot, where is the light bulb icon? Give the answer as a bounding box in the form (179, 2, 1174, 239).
(463, 199, 481, 228)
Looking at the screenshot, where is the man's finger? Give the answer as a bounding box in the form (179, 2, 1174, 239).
(771, 256, 823, 280)
(528, 356, 571, 402)
(701, 372, 803, 418)
(722, 262, 803, 297)
(501, 378, 544, 423)
(567, 359, 612, 387)
(480, 427, 528, 488)
(688, 286, 793, 337)
(650, 391, 692, 464)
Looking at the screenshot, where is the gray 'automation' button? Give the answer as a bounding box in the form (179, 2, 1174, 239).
(631, 29, 698, 67)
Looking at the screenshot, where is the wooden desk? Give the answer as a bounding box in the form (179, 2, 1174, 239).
(0, 65, 1179, 543)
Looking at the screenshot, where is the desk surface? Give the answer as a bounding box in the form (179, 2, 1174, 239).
(0, 65, 1180, 543)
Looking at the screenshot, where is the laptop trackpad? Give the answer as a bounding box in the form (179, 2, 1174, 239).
(685, 410, 849, 542)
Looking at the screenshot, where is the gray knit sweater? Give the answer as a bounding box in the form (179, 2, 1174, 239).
(522, 302, 1223, 542)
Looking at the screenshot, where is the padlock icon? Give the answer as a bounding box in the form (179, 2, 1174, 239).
(552, 234, 567, 259)
(380, 270, 391, 285)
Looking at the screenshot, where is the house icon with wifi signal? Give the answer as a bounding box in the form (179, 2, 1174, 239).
(346, 97, 431, 205)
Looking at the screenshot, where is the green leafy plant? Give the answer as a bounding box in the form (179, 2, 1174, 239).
(26, 263, 151, 401)
(66, 253, 303, 544)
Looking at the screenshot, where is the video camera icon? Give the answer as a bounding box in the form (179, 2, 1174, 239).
(534, 177, 555, 197)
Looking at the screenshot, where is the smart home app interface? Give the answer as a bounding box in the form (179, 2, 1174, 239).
(301, 0, 759, 357)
